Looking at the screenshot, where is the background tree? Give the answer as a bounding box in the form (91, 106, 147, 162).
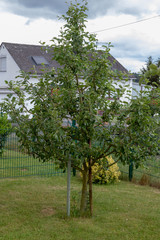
(141, 56, 160, 87)
(131, 72, 141, 83)
(3, 0, 159, 216)
(0, 112, 11, 156)
(140, 58, 160, 115)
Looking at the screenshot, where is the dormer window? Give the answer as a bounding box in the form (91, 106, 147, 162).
(0, 56, 6, 72)
(31, 56, 49, 66)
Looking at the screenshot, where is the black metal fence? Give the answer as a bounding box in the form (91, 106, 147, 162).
(0, 130, 65, 179)
(118, 157, 160, 187)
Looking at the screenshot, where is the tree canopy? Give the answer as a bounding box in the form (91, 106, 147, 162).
(141, 56, 160, 87)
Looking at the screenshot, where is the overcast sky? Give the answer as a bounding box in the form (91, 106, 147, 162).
(0, 0, 160, 72)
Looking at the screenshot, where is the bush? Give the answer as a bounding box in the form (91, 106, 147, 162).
(92, 156, 121, 184)
(0, 114, 11, 156)
(80, 156, 121, 184)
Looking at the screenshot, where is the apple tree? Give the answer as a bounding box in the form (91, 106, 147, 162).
(3, 0, 159, 216)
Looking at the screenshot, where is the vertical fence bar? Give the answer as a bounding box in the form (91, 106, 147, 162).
(72, 119, 76, 176)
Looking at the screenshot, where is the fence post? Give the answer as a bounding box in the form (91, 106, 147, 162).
(67, 156, 71, 217)
(72, 120, 76, 176)
(73, 168, 76, 176)
(129, 160, 133, 181)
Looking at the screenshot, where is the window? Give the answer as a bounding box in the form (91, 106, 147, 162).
(0, 56, 6, 71)
(32, 56, 49, 66)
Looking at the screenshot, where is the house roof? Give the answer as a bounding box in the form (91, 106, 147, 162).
(1, 42, 60, 74)
(1, 42, 129, 75)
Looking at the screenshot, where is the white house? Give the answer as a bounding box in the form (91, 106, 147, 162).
(0, 42, 136, 108)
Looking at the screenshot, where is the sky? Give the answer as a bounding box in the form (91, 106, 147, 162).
(0, 0, 160, 72)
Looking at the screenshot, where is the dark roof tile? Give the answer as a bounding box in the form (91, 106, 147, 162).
(2, 42, 60, 74)
(1, 42, 129, 75)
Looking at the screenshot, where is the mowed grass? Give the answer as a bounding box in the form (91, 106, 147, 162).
(0, 176, 160, 240)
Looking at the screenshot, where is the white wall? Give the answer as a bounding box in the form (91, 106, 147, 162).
(112, 78, 133, 103)
(0, 43, 40, 106)
(0, 76, 38, 110)
(0, 44, 20, 86)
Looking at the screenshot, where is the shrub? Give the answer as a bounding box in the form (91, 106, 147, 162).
(92, 156, 121, 184)
(0, 114, 11, 156)
(80, 156, 121, 184)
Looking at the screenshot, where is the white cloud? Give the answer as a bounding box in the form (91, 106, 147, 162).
(116, 58, 145, 72)
(0, 12, 63, 45)
(86, 13, 160, 71)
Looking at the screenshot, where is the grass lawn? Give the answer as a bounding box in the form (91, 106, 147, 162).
(0, 176, 160, 240)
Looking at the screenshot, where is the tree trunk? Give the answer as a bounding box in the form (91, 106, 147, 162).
(80, 166, 88, 216)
